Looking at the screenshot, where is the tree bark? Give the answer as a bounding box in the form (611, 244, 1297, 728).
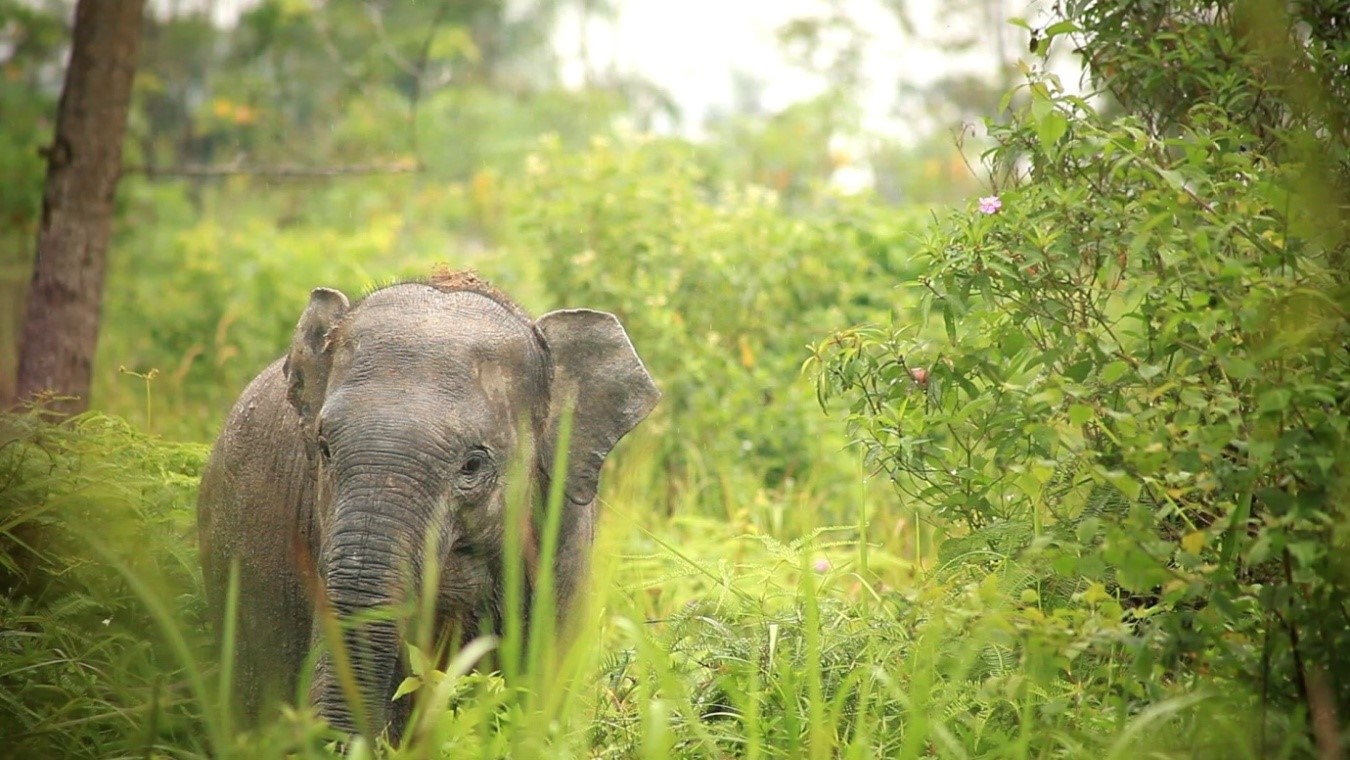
(13, 0, 146, 415)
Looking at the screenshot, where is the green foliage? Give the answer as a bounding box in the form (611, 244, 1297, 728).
(816, 0, 1350, 742)
(93, 175, 536, 439)
(1075, 0, 1350, 154)
(701, 95, 850, 206)
(512, 134, 925, 509)
(0, 0, 66, 396)
(128, 0, 578, 170)
(0, 407, 1305, 757)
(0, 0, 62, 231)
(414, 86, 629, 183)
(0, 408, 209, 757)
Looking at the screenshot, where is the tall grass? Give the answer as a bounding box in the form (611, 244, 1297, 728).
(0, 264, 1310, 757)
(0, 401, 1306, 758)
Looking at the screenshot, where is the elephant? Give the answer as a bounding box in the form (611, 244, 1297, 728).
(196, 271, 660, 740)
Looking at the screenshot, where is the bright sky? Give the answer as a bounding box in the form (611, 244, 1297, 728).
(554, 1, 894, 124)
(552, 0, 1072, 140)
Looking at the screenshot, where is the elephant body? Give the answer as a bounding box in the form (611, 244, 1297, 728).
(197, 273, 659, 739)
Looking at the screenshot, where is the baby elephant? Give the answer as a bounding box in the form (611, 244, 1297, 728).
(197, 272, 659, 740)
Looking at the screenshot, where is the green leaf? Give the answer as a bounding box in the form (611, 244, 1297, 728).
(1101, 360, 1130, 384)
(407, 643, 429, 678)
(1156, 168, 1186, 190)
(1077, 516, 1101, 543)
(1258, 387, 1292, 413)
(1068, 404, 1094, 426)
(1222, 356, 1255, 381)
(392, 676, 422, 702)
(1044, 20, 1080, 37)
(1103, 470, 1142, 502)
(1036, 110, 1069, 149)
(1030, 83, 1053, 122)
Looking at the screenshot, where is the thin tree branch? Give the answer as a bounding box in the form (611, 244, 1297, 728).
(124, 162, 423, 180)
(408, 0, 455, 160)
(364, 1, 420, 78)
(307, 2, 367, 87)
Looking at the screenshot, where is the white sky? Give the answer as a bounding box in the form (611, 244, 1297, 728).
(552, 0, 1073, 140)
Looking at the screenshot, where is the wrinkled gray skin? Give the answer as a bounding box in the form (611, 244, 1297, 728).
(197, 281, 659, 741)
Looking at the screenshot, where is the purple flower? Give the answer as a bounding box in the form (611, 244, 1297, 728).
(813, 558, 831, 573)
(978, 195, 1002, 214)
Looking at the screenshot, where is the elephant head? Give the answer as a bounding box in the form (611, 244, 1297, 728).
(281, 274, 659, 738)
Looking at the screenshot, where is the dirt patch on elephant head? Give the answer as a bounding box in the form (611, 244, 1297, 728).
(429, 266, 533, 322)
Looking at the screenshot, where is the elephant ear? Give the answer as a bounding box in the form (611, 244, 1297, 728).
(283, 287, 350, 432)
(536, 309, 660, 506)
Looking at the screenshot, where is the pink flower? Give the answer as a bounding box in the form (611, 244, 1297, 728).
(978, 195, 1002, 214)
(813, 558, 831, 573)
(909, 367, 929, 387)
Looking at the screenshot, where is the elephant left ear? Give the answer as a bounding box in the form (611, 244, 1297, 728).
(536, 309, 661, 506)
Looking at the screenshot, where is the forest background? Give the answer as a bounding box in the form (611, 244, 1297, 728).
(1, 1, 1347, 757)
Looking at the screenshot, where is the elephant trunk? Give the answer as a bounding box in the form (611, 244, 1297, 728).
(311, 474, 449, 740)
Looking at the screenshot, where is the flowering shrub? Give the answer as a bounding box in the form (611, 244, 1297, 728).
(814, 1, 1350, 733)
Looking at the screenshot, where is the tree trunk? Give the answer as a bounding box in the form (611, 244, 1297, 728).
(13, 0, 145, 415)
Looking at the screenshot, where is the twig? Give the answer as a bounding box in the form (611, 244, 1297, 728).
(364, 2, 419, 77)
(124, 162, 424, 180)
(306, 5, 365, 86)
(1279, 548, 1316, 747)
(408, 0, 455, 159)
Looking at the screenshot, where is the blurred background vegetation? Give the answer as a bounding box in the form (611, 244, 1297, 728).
(1, 0, 1347, 757)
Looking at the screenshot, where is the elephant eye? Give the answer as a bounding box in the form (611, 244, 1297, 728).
(460, 450, 488, 477)
(317, 434, 332, 461)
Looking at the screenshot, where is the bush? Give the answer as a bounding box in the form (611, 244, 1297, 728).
(510, 135, 926, 513)
(815, 0, 1350, 742)
(0, 408, 210, 757)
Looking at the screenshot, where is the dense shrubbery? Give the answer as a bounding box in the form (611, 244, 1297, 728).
(0, 407, 1275, 759)
(95, 177, 452, 437)
(0, 410, 208, 756)
(816, 1, 1349, 749)
(513, 135, 925, 510)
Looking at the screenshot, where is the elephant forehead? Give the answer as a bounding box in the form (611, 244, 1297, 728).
(356, 285, 526, 326)
(344, 290, 537, 352)
(329, 290, 547, 393)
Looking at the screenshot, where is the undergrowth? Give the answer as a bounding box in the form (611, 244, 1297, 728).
(0, 404, 1302, 758)
(0, 408, 208, 757)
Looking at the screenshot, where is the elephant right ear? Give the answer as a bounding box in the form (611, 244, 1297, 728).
(535, 309, 660, 507)
(283, 287, 349, 430)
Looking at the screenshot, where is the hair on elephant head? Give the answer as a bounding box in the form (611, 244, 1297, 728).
(197, 271, 659, 742)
